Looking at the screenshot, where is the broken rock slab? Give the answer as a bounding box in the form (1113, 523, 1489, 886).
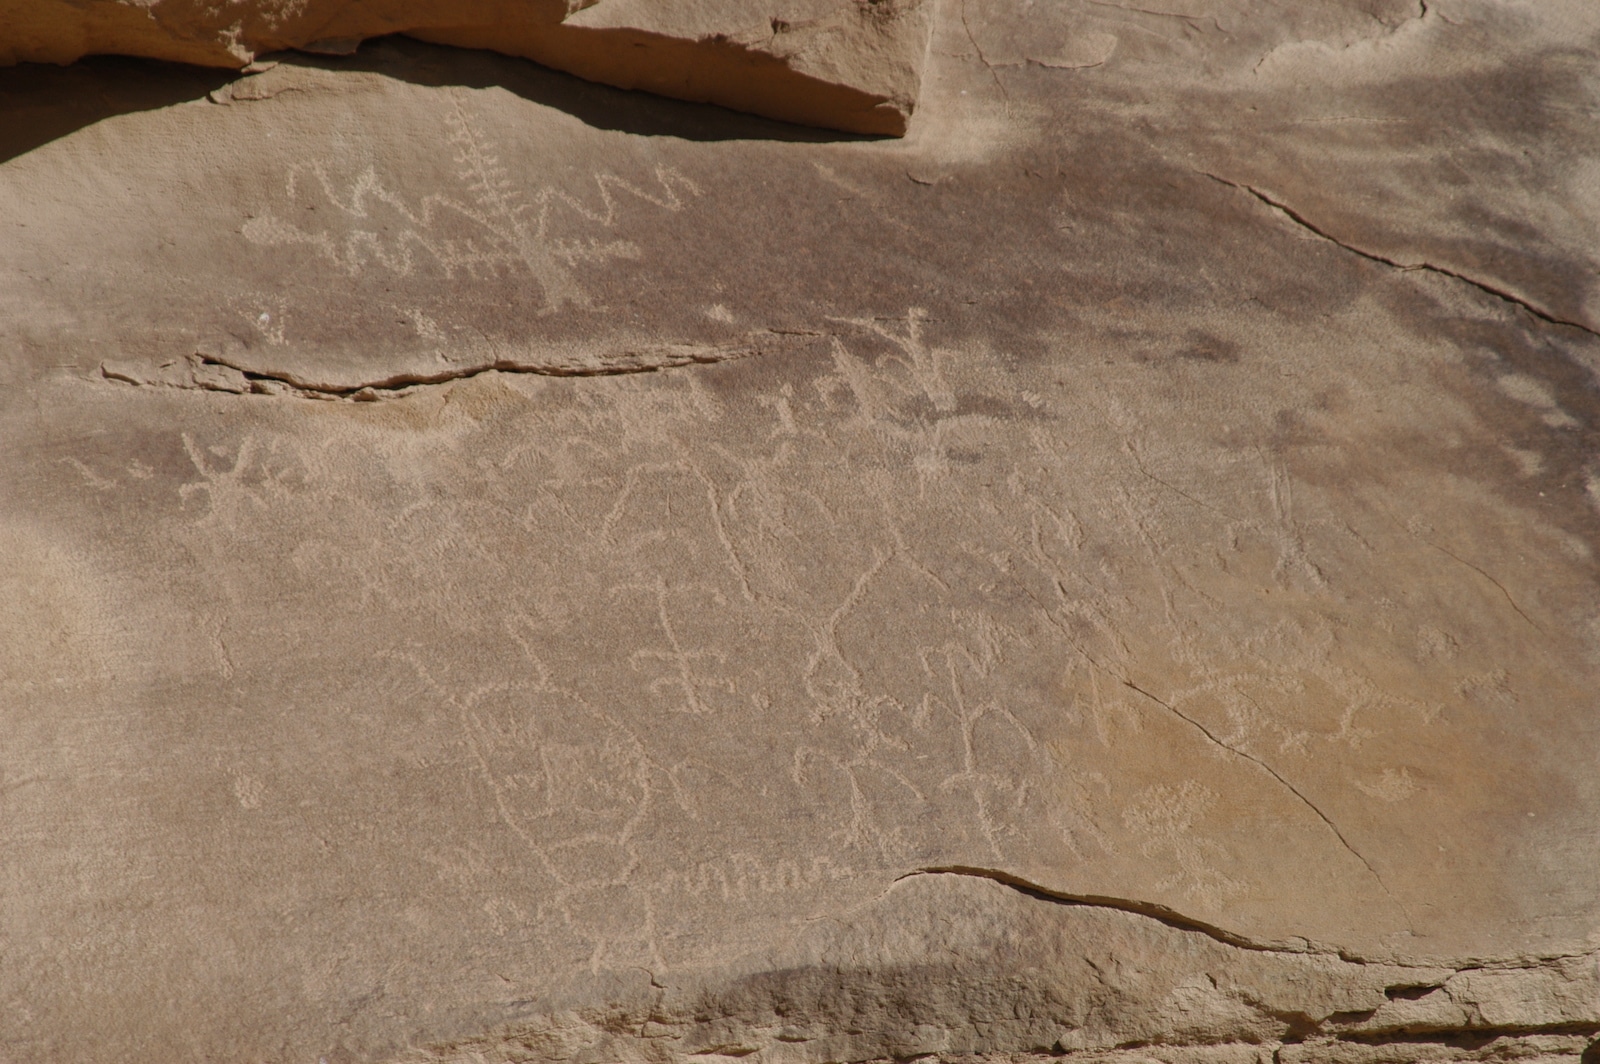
(0, 0, 932, 134)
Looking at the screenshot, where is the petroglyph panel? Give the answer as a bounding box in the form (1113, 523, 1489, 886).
(3, 1, 1600, 1062)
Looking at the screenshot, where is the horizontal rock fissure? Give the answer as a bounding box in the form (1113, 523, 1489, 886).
(844, 1041, 1600, 1063)
(98, 333, 823, 399)
(1199, 171, 1600, 341)
(904, 866, 1320, 956)
(201, 349, 756, 395)
(1334, 1023, 1600, 1045)
(904, 867, 1599, 972)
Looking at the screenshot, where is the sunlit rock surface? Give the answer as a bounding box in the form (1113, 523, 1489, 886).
(0, 0, 932, 133)
(2, 1, 1599, 1062)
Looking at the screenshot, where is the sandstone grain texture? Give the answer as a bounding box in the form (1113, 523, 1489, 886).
(2, 1, 1600, 1063)
(0, 0, 933, 134)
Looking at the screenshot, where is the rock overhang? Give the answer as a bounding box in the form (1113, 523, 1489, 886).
(0, 0, 934, 134)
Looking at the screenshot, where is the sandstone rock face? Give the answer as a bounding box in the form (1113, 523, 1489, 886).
(3, 1, 1600, 1063)
(0, 0, 932, 134)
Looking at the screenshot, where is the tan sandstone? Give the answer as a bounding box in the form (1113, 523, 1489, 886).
(2, 0, 1599, 1062)
(0, 0, 933, 134)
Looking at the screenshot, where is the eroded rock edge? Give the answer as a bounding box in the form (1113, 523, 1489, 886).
(395, 871, 1600, 1064)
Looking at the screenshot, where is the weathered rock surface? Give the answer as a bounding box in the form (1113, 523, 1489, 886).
(0, 0, 932, 134)
(407, 873, 1600, 1064)
(2, 1, 1599, 1062)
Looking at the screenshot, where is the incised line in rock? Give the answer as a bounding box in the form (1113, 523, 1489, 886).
(1016, 572, 1405, 919)
(1118, 674, 1410, 921)
(1084, 0, 1227, 34)
(1123, 438, 1242, 522)
(959, 0, 1010, 108)
(1422, 536, 1544, 633)
(1369, 500, 1544, 634)
(1200, 171, 1600, 341)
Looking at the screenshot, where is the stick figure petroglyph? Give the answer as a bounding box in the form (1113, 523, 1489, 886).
(623, 578, 736, 716)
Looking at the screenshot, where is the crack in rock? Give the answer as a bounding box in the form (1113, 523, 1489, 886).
(403, 870, 1600, 1064)
(903, 867, 1600, 972)
(902, 865, 1327, 955)
(1014, 604, 1409, 929)
(99, 332, 819, 400)
(1117, 678, 1411, 922)
(1200, 171, 1600, 340)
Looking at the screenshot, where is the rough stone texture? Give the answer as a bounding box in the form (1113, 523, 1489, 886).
(408, 873, 1600, 1064)
(0, 0, 933, 134)
(3, 1, 1600, 1063)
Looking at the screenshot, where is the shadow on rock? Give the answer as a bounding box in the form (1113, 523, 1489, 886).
(294, 35, 887, 144)
(0, 55, 231, 165)
(0, 34, 876, 168)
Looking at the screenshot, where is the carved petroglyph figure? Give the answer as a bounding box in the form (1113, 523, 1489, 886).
(4, 1, 1600, 1061)
(242, 94, 700, 313)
